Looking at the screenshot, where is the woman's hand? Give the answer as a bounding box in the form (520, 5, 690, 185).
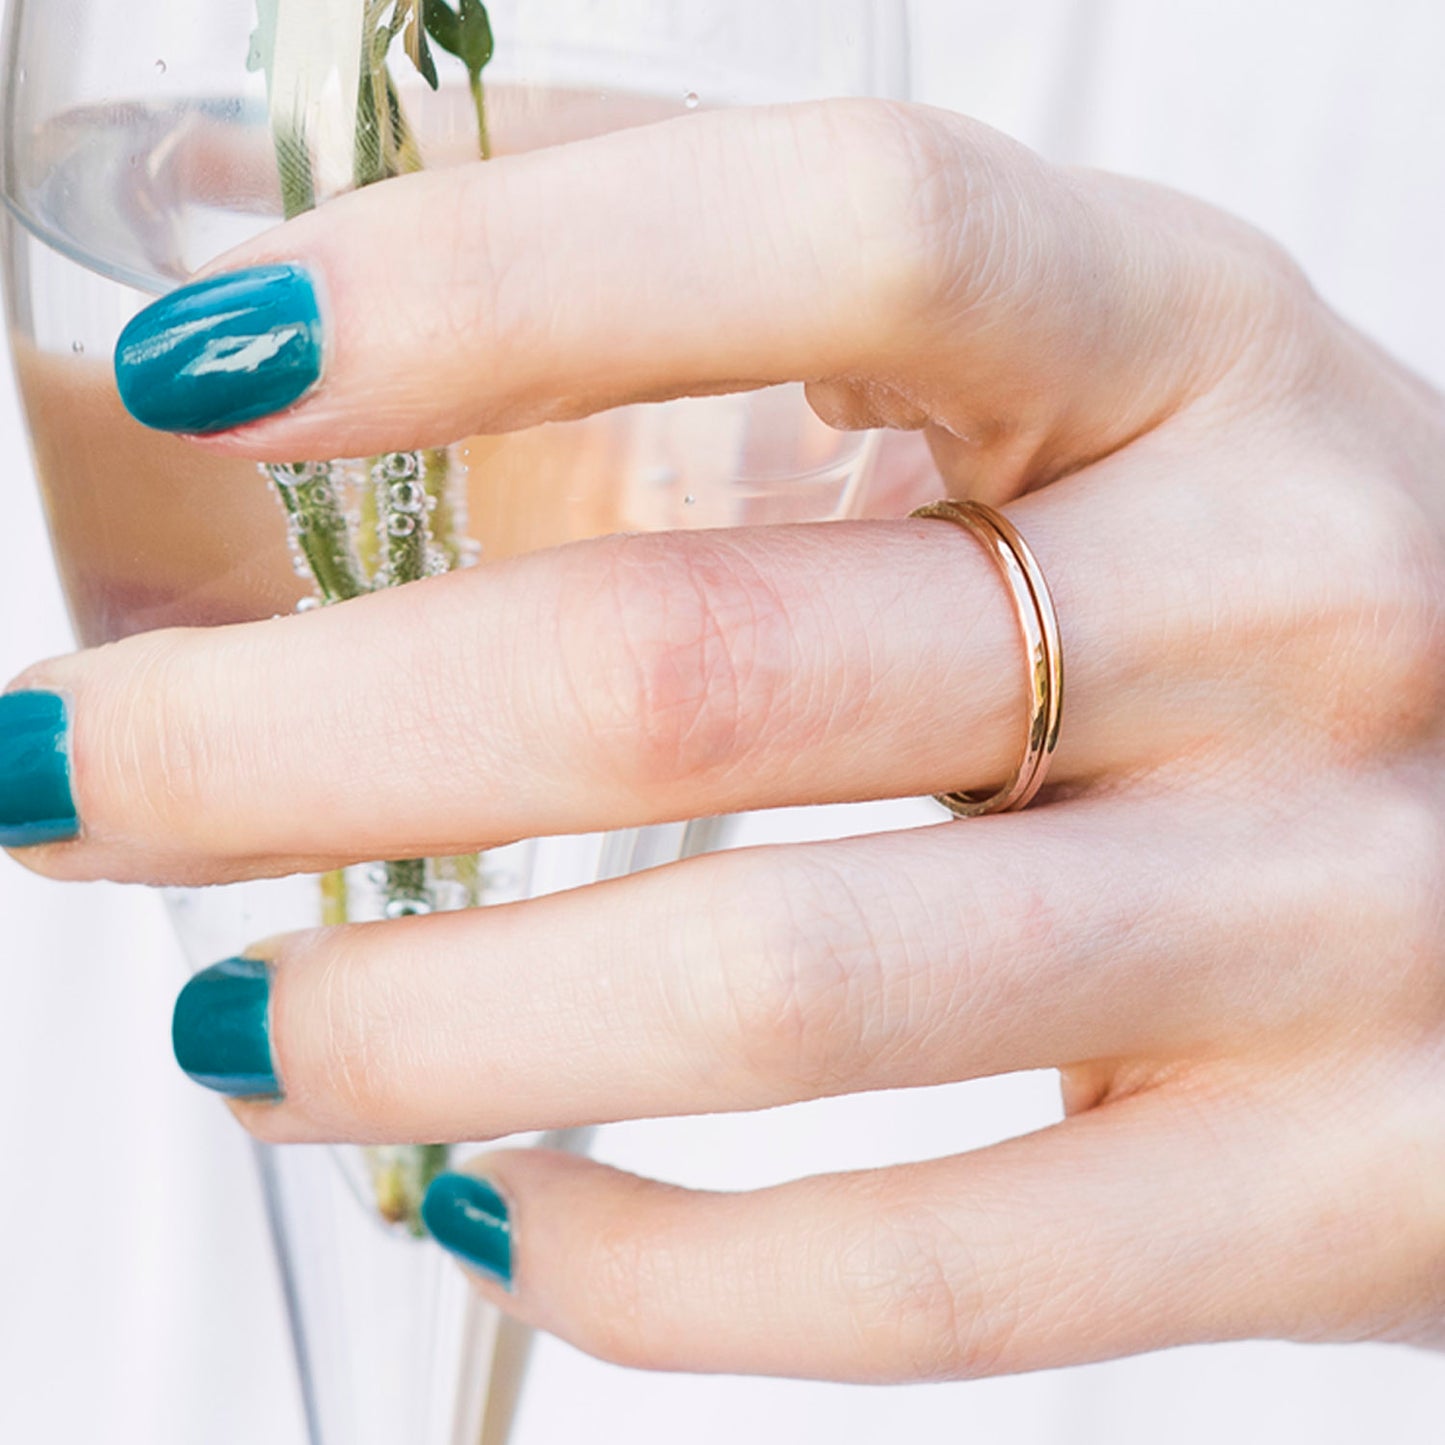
(7, 101, 1445, 1379)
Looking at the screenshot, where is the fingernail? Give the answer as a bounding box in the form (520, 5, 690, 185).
(0, 691, 77, 848)
(172, 957, 280, 1099)
(422, 1174, 514, 1289)
(115, 264, 323, 434)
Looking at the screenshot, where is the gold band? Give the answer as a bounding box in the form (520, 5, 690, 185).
(910, 500, 1064, 818)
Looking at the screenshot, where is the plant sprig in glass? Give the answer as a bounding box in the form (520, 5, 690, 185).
(248, 0, 495, 1233)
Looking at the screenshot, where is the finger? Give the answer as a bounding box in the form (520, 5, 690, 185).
(5, 457, 1233, 884)
(115, 103, 1270, 482)
(209, 790, 1393, 1147)
(420, 1058, 1439, 1378)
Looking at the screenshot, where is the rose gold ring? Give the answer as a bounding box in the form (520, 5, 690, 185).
(910, 499, 1064, 818)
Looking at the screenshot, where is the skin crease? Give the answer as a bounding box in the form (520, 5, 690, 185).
(10, 101, 1445, 1378)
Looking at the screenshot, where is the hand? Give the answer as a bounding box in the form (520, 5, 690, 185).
(8, 101, 1444, 1379)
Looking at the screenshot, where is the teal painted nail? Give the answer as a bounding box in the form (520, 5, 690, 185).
(172, 957, 279, 1099)
(422, 1174, 514, 1289)
(114, 264, 323, 434)
(0, 691, 77, 848)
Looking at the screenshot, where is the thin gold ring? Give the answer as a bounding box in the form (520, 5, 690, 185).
(910, 499, 1065, 818)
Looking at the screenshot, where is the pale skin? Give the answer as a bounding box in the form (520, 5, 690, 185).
(11, 101, 1445, 1378)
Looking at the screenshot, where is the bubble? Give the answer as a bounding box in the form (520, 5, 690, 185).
(154, 58, 167, 75)
(296, 596, 322, 613)
(388, 513, 418, 538)
(70, 340, 85, 354)
(458, 539, 484, 568)
(389, 480, 426, 515)
(684, 90, 700, 109)
(386, 897, 433, 920)
(684, 494, 698, 507)
(275, 461, 321, 483)
(378, 452, 420, 482)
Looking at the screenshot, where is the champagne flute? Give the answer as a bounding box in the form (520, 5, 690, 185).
(2, 2, 910, 1441)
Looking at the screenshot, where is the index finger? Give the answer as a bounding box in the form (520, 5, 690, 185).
(114, 102, 1265, 473)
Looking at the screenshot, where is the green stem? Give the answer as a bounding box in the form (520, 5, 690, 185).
(373, 451, 441, 916)
(260, 5, 492, 1236)
(470, 70, 492, 159)
(369, 1143, 452, 1235)
(422, 446, 463, 568)
(320, 869, 351, 927)
(383, 858, 431, 915)
(269, 463, 368, 604)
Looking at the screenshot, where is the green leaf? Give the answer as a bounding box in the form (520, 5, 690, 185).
(422, 0, 461, 55)
(424, 0, 493, 78)
(391, 0, 440, 88)
(412, 27, 440, 88)
(456, 0, 494, 75)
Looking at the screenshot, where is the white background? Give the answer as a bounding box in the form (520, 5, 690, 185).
(3, 2, 1445, 1441)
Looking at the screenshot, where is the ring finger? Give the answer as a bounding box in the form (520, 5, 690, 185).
(8, 449, 1269, 885)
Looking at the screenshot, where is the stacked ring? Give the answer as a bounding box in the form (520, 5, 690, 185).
(909, 500, 1065, 818)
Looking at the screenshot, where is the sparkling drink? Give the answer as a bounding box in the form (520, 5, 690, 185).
(7, 99, 873, 649)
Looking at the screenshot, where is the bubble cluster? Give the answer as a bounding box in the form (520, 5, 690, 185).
(265, 460, 361, 597)
(258, 447, 487, 926)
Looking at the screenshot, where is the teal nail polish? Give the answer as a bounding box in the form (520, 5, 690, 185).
(172, 957, 279, 1099)
(115, 264, 323, 434)
(422, 1174, 514, 1289)
(0, 691, 77, 848)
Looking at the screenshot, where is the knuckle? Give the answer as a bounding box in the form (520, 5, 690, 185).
(1274, 786, 1445, 1030)
(559, 535, 793, 793)
(82, 630, 223, 845)
(1241, 467, 1443, 744)
(1350, 789, 1445, 992)
(1341, 499, 1441, 733)
(705, 850, 888, 1100)
(789, 100, 994, 342)
(834, 1188, 1015, 1381)
(286, 937, 418, 1135)
(1223, 223, 1318, 330)
(439, 173, 524, 385)
(566, 1196, 673, 1369)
